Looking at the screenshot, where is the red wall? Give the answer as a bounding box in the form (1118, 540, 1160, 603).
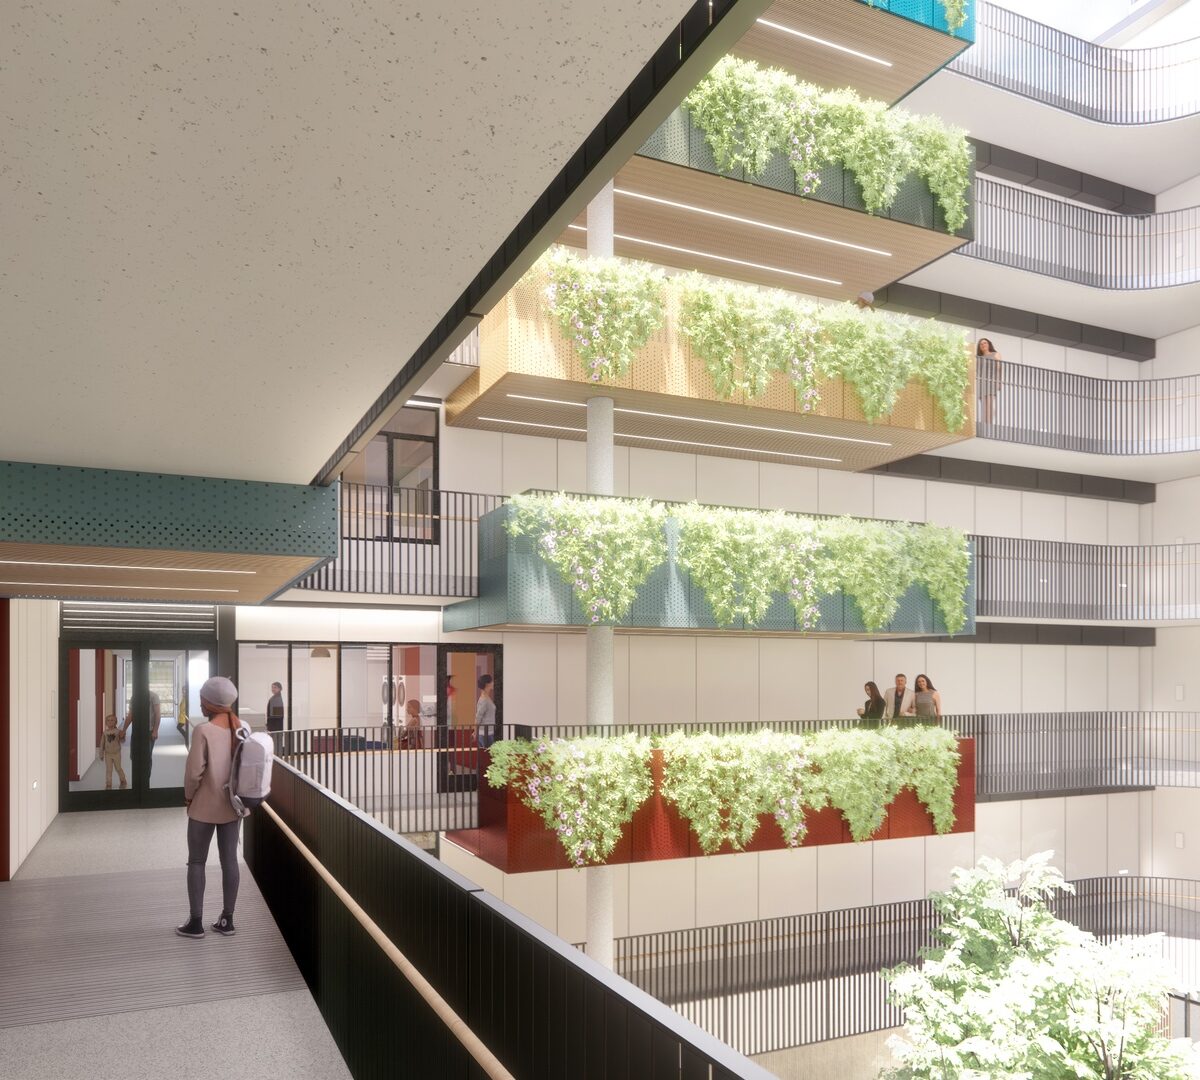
(0, 599, 10, 881)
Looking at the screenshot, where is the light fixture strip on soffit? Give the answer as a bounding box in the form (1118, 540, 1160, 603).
(564, 225, 842, 286)
(504, 394, 892, 447)
(755, 18, 893, 67)
(614, 189, 892, 257)
(0, 581, 240, 594)
(476, 417, 843, 463)
(64, 601, 216, 610)
(0, 559, 256, 575)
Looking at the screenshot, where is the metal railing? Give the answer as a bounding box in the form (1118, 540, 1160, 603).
(975, 536, 1200, 621)
(615, 876, 1200, 1057)
(274, 713, 1200, 839)
(297, 485, 505, 596)
(246, 760, 771, 1079)
(950, 1, 1200, 124)
(964, 176, 1200, 289)
(976, 356, 1200, 454)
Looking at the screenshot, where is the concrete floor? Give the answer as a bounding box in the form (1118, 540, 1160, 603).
(1, 809, 352, 1080)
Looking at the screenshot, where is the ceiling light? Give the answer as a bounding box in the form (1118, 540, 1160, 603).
(0, 581, 239, 593)
(504, 394, 892, 446)
(613, 234, 842, 286)
(756, 18, 893, 67)
(615, 189, 891, 257)
(477, 417, 842, 463)
(0, 558, 254, 575)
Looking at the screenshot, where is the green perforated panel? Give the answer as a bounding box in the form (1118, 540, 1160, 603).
(0, 461, 337, 557)
(442, 506, 977, 636)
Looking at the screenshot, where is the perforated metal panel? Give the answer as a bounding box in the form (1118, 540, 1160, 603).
(443, 507, 977, 637)
(0, 461, 337, 556)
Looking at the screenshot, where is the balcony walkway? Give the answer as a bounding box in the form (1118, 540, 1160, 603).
(0, 808, 351, 1080)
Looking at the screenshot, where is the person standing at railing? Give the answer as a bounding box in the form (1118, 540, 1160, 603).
(883, 674, 915, 721)
(912, 675, 942, 720)
(857, 682, 886, 724)
(399, 699, 424, 749)
(977, 338, 1003, 425)
(266, 681, 285, 734)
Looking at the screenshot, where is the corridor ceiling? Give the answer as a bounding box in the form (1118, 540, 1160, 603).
(0, 1, 694, 484)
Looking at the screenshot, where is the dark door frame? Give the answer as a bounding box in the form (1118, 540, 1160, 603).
(58, 638, 216, 812)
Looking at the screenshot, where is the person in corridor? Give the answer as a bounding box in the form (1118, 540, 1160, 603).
(101, 713, 128, 789)
(177, 675, 245, 939)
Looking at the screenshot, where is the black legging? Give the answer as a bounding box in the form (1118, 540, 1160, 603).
(186, 818, 241, 918)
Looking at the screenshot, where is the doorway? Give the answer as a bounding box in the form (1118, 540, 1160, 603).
(60, 641, 214, 810)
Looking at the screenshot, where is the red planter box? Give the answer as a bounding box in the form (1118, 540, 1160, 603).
(445, 738, 976, 874)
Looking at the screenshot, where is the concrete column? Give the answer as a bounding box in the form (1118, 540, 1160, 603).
(586, 396, 614, 498)
(587, 181, 614, 259)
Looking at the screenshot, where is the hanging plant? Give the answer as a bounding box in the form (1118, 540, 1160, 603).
(683, 58, 971, 234)
(486, 735, 653, 866)
(658, 729, 811, 853)
(542, 248, 666, 382)
(813, 306, 911, 422)
(821, 517, 918, 631)
(805, 728, 905, 841)
(891, 726, 961, 833)
(506, 493, 668, 624)
(909, 525, 972, 634)
(908, 318, 971, 430)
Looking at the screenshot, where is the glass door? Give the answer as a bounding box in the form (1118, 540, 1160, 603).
(61, 642, 214, 810)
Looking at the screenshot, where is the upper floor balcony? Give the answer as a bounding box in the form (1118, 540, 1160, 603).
(963, 177, 1200, 290)
(949, 1, 1200, 125)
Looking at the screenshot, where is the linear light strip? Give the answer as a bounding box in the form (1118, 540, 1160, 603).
(477, 417, 842, 463)
(65, 601, 215, 609)
(504, 394, 892, 448)
(0, 558, 255, 575)
(565, 225, 842, 286)
(614, 188, 891, 257)
(0, 581, 239, 594)
(63, 626, 209, 632)
(756, 18, 893, 67)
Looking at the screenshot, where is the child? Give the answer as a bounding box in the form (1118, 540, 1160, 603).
(102, 713, 128, 789)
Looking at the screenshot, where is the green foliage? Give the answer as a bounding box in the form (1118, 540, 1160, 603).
(885, 853, 1200, 1079)
(905, 315, 972, 430)
(821, 517, 917, 631)
(806, 727, 905, 841)
(485, 734, 653, 867)
(659, 730, 812, 853)
(813, 305, 909, 421)
(890, 725, 961, 833)
(506, 493, 668, 624)
(908, 524, 972, 634)
(865, 0, 969, 33)
(684, 57, 971, 233)
(541, 248, 665, 382)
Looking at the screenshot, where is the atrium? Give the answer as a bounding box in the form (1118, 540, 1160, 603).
(4, 1, 1200, 1077)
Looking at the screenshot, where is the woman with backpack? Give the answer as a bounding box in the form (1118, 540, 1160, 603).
(177, 675, 246, 940)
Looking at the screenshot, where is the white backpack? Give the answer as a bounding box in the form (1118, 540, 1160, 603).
(226, 724, 274, 818)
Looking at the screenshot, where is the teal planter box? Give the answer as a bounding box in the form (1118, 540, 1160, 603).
(443, 505, 975, 636)
(862, 0, 974, 42)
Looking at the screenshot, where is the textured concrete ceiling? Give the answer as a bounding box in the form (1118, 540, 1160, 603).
(1, 1, 693, 483)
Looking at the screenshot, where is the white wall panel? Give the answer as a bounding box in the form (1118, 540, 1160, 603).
(974, 801, 1022, 865)
(758, 847, 818, 919)
(502, 869, 559, 933)
(925, 481, 975, 532)
(1020, 797, 1065, 862)
(627, 448, 695, 502)
(1106, 501, 1140, 546)
(1020, 645, 1066, 712)
(1147, 628, 1200, 710)
(501, 633, 557, 728)
(555, 633, 586, 727)
(1151, 476, 1200, 544)
(815, 843, 873, 911)
(926, 642, 974, 715)
(1019, 339, 1066, 370)
(974, 645, 1022, 713)
(556, 439, 587, 494)
(440, 425, 502, 495)
(1064, 497, 1108, 544)
(626, 635, 695, 726)
(502, 433, 558, 495)
(1105, 648, 1141, 711)
(872, 837, 925, 904)
(758, 463, 819, 514)
(1063, 794, 1108, 880)
(872, 476, 926, 523)
(695, 638, 758, 726)
(628, 859, 696, 934)
(695, 852, 759, 926)
(556, 867, 587, 945)
(974, 487, 1022, 538)
(696, 456, 759, 508)
(759, 639, 820, 723)
(816, 640, 873, 721)
(1064, 647, 1108, 711)
(1020, 492, 1066, 542)
(1106, 792, 1141, 875)
(924, 832, 975, 894)
(817, 469, 873, 517)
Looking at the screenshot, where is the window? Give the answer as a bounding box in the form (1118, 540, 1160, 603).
(341, 403, 439, 541)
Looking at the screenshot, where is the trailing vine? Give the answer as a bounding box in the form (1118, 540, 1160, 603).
(485, 735, 653, 866)
(505, 493, 668, 624)
(820, 517, 918, 631)
(806, 728, 906, 841)
(891, 725, 961, 833)
(908, 525, 972, 634)
(542, 248, 665, 382)
(684, 58, 971, 233)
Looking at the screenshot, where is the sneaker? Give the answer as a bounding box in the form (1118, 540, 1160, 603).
(211, 913, 236, 937)
(175, 916, 205, 939)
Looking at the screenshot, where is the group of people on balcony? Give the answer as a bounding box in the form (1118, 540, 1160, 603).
(858, 673, 942, 722)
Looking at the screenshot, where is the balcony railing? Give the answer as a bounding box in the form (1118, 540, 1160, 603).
(975, 537, 1200, 622)
(964, 176, 1200, 288)
(950, 1, 1200, 124)
(296, 485, 504, 597)
(616, 876, 1200, 1056)
(977, 357, 1200, 454)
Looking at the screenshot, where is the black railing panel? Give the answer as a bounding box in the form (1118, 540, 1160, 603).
(951, 1, 1200, 124)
